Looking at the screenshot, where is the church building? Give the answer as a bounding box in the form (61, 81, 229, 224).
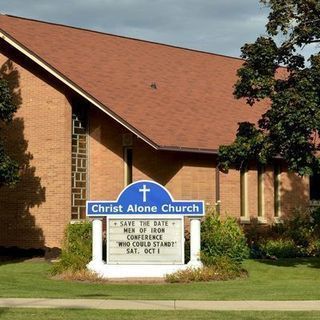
(0, 15, 312, 251)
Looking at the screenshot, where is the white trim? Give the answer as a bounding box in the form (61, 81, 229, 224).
(0, 31, 158, 150)
(257, 216, 267, 224)
(240, 169, 248, 218)
(274, 216, 282, 224)
(239, 216, 250, 224)
(87, 263, 188, 279)
(258, 165, 265, 218)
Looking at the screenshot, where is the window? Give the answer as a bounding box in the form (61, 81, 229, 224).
(274, 164, 281, 217)
(215, 167, 221, 214)
(123, 147, 132, 186)
(240, 168, 248, 218)
(257, 165, 265, 218)
(71, 106, 88, 220)
(310, 173, 320, 201)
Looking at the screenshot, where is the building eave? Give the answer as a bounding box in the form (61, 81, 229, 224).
(0, 29, 160, 151)
(158, 146, 218, 154)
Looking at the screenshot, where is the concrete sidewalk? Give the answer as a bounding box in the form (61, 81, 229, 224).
(1, 298, 320, 311)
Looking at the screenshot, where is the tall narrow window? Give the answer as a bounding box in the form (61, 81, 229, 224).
(257, 165, 265, 218)
(240, 168, 248, 218)
(124, 147, 133, 186)
(215, 167, 221, 214)
(274, 164, 281, 217)
(71, 104, 88, 220)
(310, 173, 320, 201)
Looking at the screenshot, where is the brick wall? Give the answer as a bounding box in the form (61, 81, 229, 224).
(220, 169, 241, 218)
(0, 40, 71, 249)
(89, 107, 126, 200)
(88, 107, 310, 224)
(0, 39, 311, 251)
(280, 167, 309, 217)
(89, 107, 216, 205)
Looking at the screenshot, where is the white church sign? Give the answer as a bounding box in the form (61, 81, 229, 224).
(107, 217, 184, 264)
(86, 180, 204, 278)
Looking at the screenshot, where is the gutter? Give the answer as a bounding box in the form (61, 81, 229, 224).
(158, 146, 218, 154)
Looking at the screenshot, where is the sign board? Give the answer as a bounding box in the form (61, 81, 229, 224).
(86, 180, 204, 216)
(86, 180, 204, 266)
(107, 217, 184, 264)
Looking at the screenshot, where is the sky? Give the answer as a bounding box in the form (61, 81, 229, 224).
(0, 0, 270, 58)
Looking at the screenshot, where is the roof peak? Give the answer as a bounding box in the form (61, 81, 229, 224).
(2, 13, 243, 62)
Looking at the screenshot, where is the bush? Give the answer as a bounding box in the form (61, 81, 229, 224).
(307, 239, 320, 257)
(281, 208, 314, 247)
(260, 239, 299, 258)
(201, 210, 249, 265)
(243, 207, 320, 259)
(51, 222, 92, 275)
(165, 256, 247, 283)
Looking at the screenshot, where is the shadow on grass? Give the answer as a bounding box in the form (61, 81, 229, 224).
(254, 257, 320, 269)
(0, 246, 45, 266)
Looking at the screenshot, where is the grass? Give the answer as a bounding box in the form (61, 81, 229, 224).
(0, 309, 320, 320)
(0, 258, 319, 300)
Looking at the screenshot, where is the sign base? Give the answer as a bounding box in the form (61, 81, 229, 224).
(87, 262, 193, 279)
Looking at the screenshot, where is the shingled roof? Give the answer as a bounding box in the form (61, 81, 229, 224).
(0, 14, 268, 153)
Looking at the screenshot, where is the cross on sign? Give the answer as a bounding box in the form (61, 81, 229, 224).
(139, 184, 150, 202)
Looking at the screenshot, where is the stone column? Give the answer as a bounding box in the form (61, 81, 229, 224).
(187, 217, 203, 268)
(88, 218, 104, 268)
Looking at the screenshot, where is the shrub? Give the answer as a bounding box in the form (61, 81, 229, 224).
(307, 239, 320, 257)
(165, 256, 247, 283)
(51, 221, 92, 275)
(201, 210, 249, 265)
(243, 207, 320, 259)
(52, 269, 103, 282)
(260, 239, 299, 258)
(281, 208, 314, 247)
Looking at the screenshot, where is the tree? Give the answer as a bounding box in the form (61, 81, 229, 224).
(0, 77, 19, 186)
(218, 0, 320, 176)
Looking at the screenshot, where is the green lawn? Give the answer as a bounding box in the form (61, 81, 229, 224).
(0, 258, 319, 300)
(0, 309, 320, 320)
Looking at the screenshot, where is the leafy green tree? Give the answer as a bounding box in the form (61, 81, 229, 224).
(219, 0, 320, 175)
(0, 78, 19, 186)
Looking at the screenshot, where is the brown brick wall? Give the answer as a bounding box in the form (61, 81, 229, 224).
(247, 166, 258, 218)
(89, 108, 216, 205)
(264, 165, 275, 223)
(88, 108, 309, 224)
(0, 40, 71, 249)
(220, 169, 241, 218)
(0, 40, 311, 251)
(88, 107, 126, 200)
(280, 167, 309, 218)
(133, 138, 216, 204)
